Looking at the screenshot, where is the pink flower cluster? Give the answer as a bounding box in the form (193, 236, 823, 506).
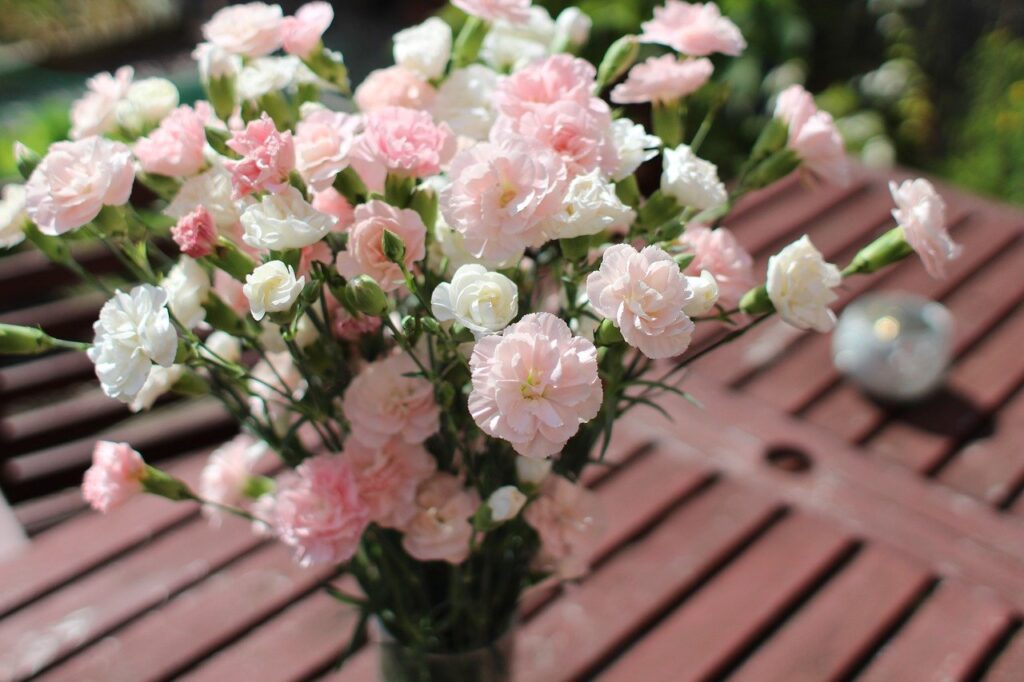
(342, 354, 440, 448)
(171, 205, 218, 258)
(890, 178, 961, 279)
(774, 85, 849, 187)
(335, 200, 427, 291)
(225, 114, 296, 198)
(355, 66, 437, 112)
(294, 110, 361, 192)
(612, 55, 713, 105)
(134, 102, 211, 178)
(640, 1, 746, 56)
(281, 1, 333, 59)
(358, 106, 456, 178)
(453, 0, 533, 24)
(679, 224, 756, 307)
(524, 476, 605, 579)
(70, 66, 133, 140)
(82, 441, 146, 513)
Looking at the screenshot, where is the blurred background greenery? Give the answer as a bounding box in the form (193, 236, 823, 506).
(0, 0, 1021, 203)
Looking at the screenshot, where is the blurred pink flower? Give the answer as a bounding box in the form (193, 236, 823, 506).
(295, 110, 361, 192)
(325, 293, 382, 340)
(494, 54, 598, 119)
(201, 1, 283, 57)
(335, 199, 427, 291)
(342, 354, 440, 448)
(611, 55, 713, 105)
(311, 187, 355, 230)
(281, 2, 333, 59)
(355, 66, 436, 112)
(774, 85, 849, 186)
(441, 135, 568, 263)
(225, 114, 296, 198)
(273, 454, 370, 566)
(524, 475, 605, 579)
(70, 66, 134, 139)
(171, 205, 218, 258)
(346, 439, 436, 528)
(82, 441, 146, 513)
(452, 0, 532, 25)
(679, 224, 756, 307)
(134, 102, 211, 178)
(890, 178, 961, 279)
(358, 106, 456, 178)
(214, 269, 250, 315)
(587, 243, 696, 358)
(469, 313, 602, 458)
(199, 435, 267, 525)
(401, 473, 479, 564)
(640, 1, 746, 57)
(25, 137, 135, 235)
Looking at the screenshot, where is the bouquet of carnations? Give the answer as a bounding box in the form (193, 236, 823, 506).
(0, 0, 961, 678)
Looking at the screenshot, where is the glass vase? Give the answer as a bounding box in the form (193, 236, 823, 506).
(377, 623, 516, 682)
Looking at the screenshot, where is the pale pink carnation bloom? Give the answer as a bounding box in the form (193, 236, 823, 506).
(202, 2, 283, 58)
(890, 178, 961, 279)
(281, 2, 333, 59)
(200, 435, 267, 525)
(70, 66, 134, 139)
(440, 135, 568, 263)
(225, 114, 296, 198)
(171, 205, 218, 258)
(640, 1, 746, 57)
(774, 85, 849, 187)
(453, 0, 532, 25)
(587, 243, 696, 359)
(272, 454, 370, 566)
(346, 439, 436, 528)
(342, 354, 440, 448)
(494, 54, 598, 119)
(298, 241, 333, 277)
(312, 187, 355, 230)
(82, 441, 146, 513)
(679, 224, 755, 307)
(358, 106, 455, 179)
(295, 110, 361, 192)
(335, 199, 427, 291)
(25, 137, 135, 236)
(325, 292, 382, 340)
(491, 100, 617, 178)
(611, 55, 713, 105)
(524, 475, 605, 579)
(401, 473, 479, 564)
(355, 66, 436, 113)
(469, 313, 602, 458)
(134, 102, 211, 177)
(214, 269, 250, 315)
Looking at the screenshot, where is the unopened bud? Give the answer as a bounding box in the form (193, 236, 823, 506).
(346, 275, 389, 316)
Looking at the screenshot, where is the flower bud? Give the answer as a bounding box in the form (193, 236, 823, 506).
(381, 229, 407, 265)
(842, 226, 913, 277)
(487, 486, 527, 523)
(595, 319, 625, 346)
(14, 142, 41, 180)
(516, 456, 552, 485)
(739, 285, 774, 316)
(596, 35, 639, 91)
(0, 323, 59, 355)
(346, 275, 389, 316)
(141, 465, 195, 502)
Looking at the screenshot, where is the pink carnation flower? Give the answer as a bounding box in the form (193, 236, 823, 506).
(281, 2, 333, 59)
(346, 439, 436, 528)
(890, 178, 961, 279)
(202, 1, 283, 58)
(355, 66, 437, 113)
(640, 1, 746, 57)
(469, 313, 602, 458)
(774, 85, 849, 187)
(199, 435, 267, 525)
(134, 102, 211, 177)
(295, 109, 361, 192)
(587, 243, 696, 359)
(401, 473, 479, 564)
(678, 224, 756, 307)
(611, 55, 713, 105)
(494, 54, 599, 119)
(272, 454, 370, 566)
(325, 293, 382, 340)
(492, 100, 617, 178)
(440, 135, 568, 263)
(342, 354, 440, 449)
(311, 187, 355, 230)
(25, 137, 135, 236)
(358, 106, 456, 178)
(214, 269, 250, 315)
(335, 199, 427, 291)
(524, 475, 605, 579)
(82, 441, 146, 513)
(225, 114, 296, 198)
(171, 205, 218, 258)
(70, 66, 134, 140)
(452, 0, 532, 25)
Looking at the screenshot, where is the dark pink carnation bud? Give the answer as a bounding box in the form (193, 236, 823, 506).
(171, 205, 217, 258)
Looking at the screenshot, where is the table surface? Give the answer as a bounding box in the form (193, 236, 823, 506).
(2, 166, 1024, 682)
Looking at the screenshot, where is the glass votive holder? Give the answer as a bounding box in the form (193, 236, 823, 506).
(832, 292, 953, 402)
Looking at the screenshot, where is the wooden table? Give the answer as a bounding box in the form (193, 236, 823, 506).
(2, 166, 1023, 681)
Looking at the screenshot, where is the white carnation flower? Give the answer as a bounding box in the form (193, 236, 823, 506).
(193, 42, 242, 82)
(201, 331, 242, 365)
(516, 456, 552, 484)
(554, 8, 592, 50)
(431, 65, 501, 142)
(241, 187, 334, 251)
(431, 264, 519, 336)
(660, 144, 727, 211)
(766, 235, 842, 332)
(163, 256, 211, 329)
(0, 184, 28, 249)
(682, 270, 719, 317)
(481, 7, 556, 72)
(116, 78, 179, 130)
(610, 118, 661, 181)
(243, 261, 304, 321)
(487, 486, 527, 522)
(237, 56, 302, 101)
(545, 170, 635, 239)
(88, 284, 178, 401)
(128, 364, 184, 413)
(165, 164, 241, 230)
(258, 314, 318, 352)
(393, 17, 452, 81)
